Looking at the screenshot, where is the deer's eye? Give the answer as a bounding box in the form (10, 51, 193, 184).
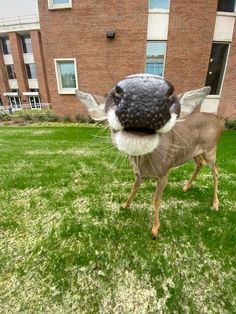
(113, 85, 124, 106)
(113, 93, 122, 106)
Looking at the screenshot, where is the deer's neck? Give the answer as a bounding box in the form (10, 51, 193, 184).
(130, 122, 193, 179)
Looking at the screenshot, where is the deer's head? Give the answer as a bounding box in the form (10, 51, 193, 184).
(76, 74, 210, 156)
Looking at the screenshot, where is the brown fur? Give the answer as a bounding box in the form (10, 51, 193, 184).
(122, 112, 224, 238)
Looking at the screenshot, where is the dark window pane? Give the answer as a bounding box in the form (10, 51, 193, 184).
(6, 65, 16, 79)
(145, 42, 166, 76)
(26, 64, 37, 79)
(1, 38, 11, 54)
(217, 0, 235, 12)
(21, 35, 32, 53)
(205, 43, 229, 95)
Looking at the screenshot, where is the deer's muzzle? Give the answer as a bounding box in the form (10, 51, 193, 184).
(111, 75, 180, 132)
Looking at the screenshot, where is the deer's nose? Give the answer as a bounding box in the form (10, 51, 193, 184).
(114, 76, 173, 130)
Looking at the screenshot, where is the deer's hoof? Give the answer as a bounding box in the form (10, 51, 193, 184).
(183, 186, 189, 193)
(151, 225, 160, 240)
(212, 203, 219, 211)
(122, 202, 129, 209)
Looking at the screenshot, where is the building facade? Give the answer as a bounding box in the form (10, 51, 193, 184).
(0, 14, 50, 110)
(0, 0, 236, 119)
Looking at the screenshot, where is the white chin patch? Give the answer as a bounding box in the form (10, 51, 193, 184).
(107, 110, 123, 131)
(114, 131, 160, 156)
(157, 113, 177, 133)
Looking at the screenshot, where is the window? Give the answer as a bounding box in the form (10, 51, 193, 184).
(28, 95, 41, 109)
(217, 0, 235, 13)
(21, 35, 32, 53)
(205, 43, 229, 95)
(54, 59, 78, 94)
(8, 95, 21, 109)
(1, 37, 11, 54)
(26, 64, 37, 79)
(6, 65, 16, 79)
(145, 42, 166, 76)
(149, 0, 170, 10)
(48, 0, 72, 10)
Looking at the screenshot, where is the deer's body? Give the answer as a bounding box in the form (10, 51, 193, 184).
(123, 112, 224, 238)
(130, 112, 224, 179)
(76, 74, 225, 239)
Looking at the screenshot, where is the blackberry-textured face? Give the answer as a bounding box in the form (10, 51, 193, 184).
(105, 74, 180, 132)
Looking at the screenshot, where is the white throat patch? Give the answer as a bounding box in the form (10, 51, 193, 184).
(114, 131, 160, 156)
(107, 110, 123, 131)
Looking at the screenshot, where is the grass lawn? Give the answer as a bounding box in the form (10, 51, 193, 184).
(0, 125, 235, 313)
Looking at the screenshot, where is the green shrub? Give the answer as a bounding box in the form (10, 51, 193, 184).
(63, 115, 72, 123)
(225, 119, 236, 130)
(11, 109, 59, 123)
(75, 113, 93, 124)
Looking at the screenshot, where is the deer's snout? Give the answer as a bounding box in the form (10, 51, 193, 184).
(113, 75, 180, 132)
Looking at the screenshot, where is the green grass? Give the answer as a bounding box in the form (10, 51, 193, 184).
(0, 125, 235, 313)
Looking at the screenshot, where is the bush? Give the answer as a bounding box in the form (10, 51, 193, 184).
(0, 109, 59, 124)
(225, 119, 236, 130)
(75, 113, 93, 124)
(0, 109, 96, 125)
(62, 115, 72, 123)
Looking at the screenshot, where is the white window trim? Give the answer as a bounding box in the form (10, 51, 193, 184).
(217, 11, 236, 17)
(48, 0, 72, 10)
(54, 58, 78, 95)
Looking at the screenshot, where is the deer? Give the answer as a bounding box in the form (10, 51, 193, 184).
(76, 74, 224, 239)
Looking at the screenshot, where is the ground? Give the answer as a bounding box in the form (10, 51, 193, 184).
(0, 124, 235, 313)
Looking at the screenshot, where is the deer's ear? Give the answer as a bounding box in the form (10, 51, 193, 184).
(178, 86, 211, 119)
(76, 90, 107, 121)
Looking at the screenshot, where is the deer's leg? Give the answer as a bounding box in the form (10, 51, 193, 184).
(204, 151, 219, 210)
(152, 175, 168, 239)
(122, 175, 142, 209)
(212, 164, 219, 210)
(183, 156, 204, 192)
(207, 162, 219, 211)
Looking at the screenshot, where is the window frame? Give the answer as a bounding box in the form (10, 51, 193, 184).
(1, 37, 11, 55)
(205, 42, 231, 96)
(28, 95, 42, 109)
(25, 63, 37, 79)
(21, 35, 32, 54)
(5, 64, 16, 80)
(8, 95, 22, 109)
(54, 58, 78, 94)
(48, 0, 72, 10)
(148, 0, 170, 12)
(145, 41, 167, 77)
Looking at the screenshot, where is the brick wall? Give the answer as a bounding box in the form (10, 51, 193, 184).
(38, 0, 236, 120)
(38, 0, 148, 118)
(30, 30, 51, 104)
(0, 44, 9, 107)
(165, 0, 218, 95)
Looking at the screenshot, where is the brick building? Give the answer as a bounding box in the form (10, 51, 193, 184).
(0, 14, 50, 110)
(0, 0, 236, 119)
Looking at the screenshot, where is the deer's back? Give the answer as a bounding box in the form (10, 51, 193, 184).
(131, 113, 224, 179)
